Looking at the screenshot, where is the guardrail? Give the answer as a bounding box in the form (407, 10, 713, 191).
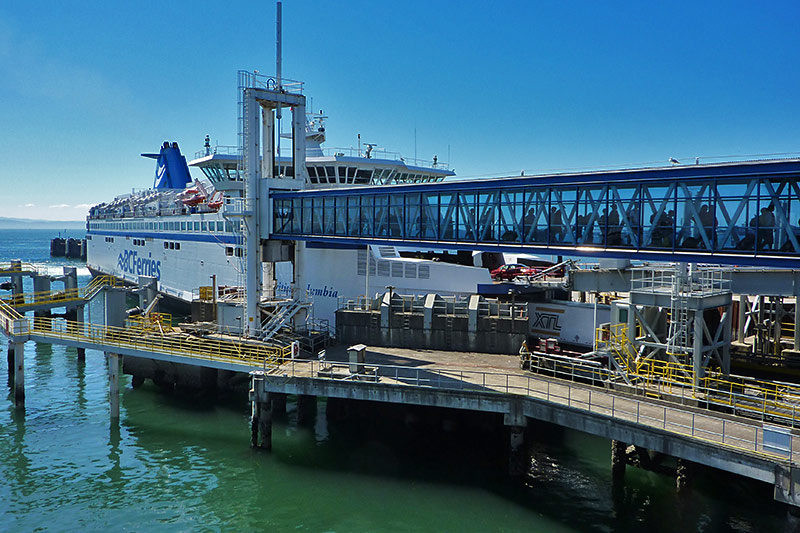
(278, 358, 796, 464)
(0, 262, 41, 276)
(25, 316, 291, 370)
(0, 275, 121, 310)
(596, 322, 800, 424)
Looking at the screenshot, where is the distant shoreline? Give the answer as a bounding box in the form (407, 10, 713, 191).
(0, 217, 85, 230)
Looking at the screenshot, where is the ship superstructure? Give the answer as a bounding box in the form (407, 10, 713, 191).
(85, 103, 492, 326)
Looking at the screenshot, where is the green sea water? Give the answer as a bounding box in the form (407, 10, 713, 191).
(0, 229, 796, 532)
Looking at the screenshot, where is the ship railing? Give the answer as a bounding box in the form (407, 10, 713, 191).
(278, 358, 797, 465)
(320, 147, 449, 170)
(194, 145, 240, 159)
(238, 70, 304, 94)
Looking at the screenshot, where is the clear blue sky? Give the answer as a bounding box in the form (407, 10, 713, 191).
(1, 0, 798, 220)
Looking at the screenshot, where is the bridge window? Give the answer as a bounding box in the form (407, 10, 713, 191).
(360, 196, 374, 236)
(323, 198, 335, 234)
(641, 184, 674, 249)
(405, 193, 422, 240)
(291, 198, 302, 233)
(389, 196, 403, 237)
(457, 193, 476, 241)
(347, 196, 360, 236)
(675, 182, 713, 251)
(550, 189, 577, 245)
(498, 189, 522, 243)
(355, 169, 372, 184)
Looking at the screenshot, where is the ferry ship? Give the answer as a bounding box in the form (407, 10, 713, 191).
(85, 112, 493, 327)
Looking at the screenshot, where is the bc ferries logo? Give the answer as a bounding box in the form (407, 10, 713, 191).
(117, 249, 161, 280)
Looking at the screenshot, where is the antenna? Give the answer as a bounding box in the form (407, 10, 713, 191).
(276, 1, 282, 174)
(276, 2, 282, 90)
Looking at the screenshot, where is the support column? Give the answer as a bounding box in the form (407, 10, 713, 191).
(107, 352, 120, 419)
(508, 425, 526, 477)
(63, 266, 79, 321)
(722, 303, 732, 375)
(271, 392, 286, 416)
(76, 305, 86, 362)
(423, 294, 436, 347)
(676, 458, 692, 492)
(7, 341, 13, 385)
(738, 294, 747, 343)
(297, 394, 317, 426)
(611, 440, 627, 480)
(13, 341, 24, 408)
(692, 310, 704, 388)
(794, 288, 800, 352)
(505, 400, 527, 477)
(250, 397, 273, 451)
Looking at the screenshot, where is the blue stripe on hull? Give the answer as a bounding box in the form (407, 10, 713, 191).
(88, 230, 240, 245)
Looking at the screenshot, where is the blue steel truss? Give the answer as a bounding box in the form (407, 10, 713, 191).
(271, 159, 800, 267)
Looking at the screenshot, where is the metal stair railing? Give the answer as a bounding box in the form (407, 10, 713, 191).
(259, 299, 308, 341)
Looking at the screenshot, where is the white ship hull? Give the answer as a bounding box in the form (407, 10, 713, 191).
(87, 217, 492, 325)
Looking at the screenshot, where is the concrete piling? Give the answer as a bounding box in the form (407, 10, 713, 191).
(7, 342, 13, 385)
(508, 425, 527, 477)
(107, 352, 120, 419)
(611, 440, 627, 480)
(250, 399, 273, 450)
(297, 394, 317, 425)
(271, 392, 287, 416)
(13, 341, 24, 408)
(676, 458, 692, 492)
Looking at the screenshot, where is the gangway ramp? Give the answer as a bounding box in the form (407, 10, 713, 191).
(0, 275, 122, 312)
(271, 158, 800, 268)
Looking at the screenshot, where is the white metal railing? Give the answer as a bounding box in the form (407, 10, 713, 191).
(278, 358, 796, 464)
(320, 147, 449, 170)
(239, 70, 304, 94)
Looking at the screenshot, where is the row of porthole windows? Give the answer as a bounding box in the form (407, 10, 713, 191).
(225, 247, 244, 257)
(87, 220, 236, 233)
(164, 241, 181, 250)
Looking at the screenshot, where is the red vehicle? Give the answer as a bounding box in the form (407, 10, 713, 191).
(490, 263, 539, 281)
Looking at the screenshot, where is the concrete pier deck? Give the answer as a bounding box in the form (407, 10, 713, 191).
(253, 345, 800, 507)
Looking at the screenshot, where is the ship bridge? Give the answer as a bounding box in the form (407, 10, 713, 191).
(270, 158, 800, 267)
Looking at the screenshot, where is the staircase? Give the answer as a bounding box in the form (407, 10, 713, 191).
(259, 299, 309, 341)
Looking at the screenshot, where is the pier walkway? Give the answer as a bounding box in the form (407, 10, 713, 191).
(252, 344, 800, 506)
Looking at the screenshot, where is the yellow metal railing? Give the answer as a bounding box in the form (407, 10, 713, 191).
(782, 320, 795, 340)
(127, 312, 174, 334)
(0, 275, 122, 310)
(28, 315, 291, 369)
(0, 262, 41, 275)
(597, 322, 800, 422)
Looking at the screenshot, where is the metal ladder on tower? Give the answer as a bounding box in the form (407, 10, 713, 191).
(666, 270, 690, 358)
